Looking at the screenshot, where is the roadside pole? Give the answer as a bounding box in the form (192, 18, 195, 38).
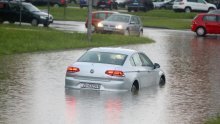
(87, 0, 92, 42)
(47, 0, 50, 27)
(19, 0, 22, 26)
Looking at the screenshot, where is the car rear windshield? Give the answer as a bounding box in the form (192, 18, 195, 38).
(77, 51, 127, 66)
(106, 14, 130, 23)
(23, 4, 40, 12)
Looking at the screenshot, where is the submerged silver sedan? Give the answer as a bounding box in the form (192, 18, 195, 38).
(65, 47, 165, 92)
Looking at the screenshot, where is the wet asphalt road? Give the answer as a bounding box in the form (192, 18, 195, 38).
(0, 21, 220, 124)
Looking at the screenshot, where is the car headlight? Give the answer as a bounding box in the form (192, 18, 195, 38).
(40, 16, 47, 19)
(116, 25, 123, 29)
(97, 22, 103, 28)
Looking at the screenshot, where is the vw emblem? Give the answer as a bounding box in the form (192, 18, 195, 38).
(90, 69, 94, 74)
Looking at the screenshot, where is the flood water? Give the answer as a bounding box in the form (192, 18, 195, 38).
(0, 28, 220, 124)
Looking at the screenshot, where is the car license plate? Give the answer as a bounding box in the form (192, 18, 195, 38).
(80, 83, 100, 89)
(104, 27, 113, 31)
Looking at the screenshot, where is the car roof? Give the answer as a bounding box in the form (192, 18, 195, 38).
(111, 13, 133, 17)
(197, 13, 220, 16)
(0, 1, 30, 5)
(92, 11, 119, 14)
(89, 47, 137, 56)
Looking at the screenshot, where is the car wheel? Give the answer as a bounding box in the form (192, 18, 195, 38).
(196, 27, 206, 37)
(159, 77, 165, 87)
(124, 29, 130, 36)
(131, 82, 139, 93)
(139, 30, 143, 37)
(43, 23, 49, 27)
(31, 19, 38, 26)
(184, 7, 191, 13)
(128, 8, 131, 12)
(208, 7, 214, 12)
(0, 18, 4, 24)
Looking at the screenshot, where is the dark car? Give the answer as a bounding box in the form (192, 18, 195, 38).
(127, 0, 153, 12)
(26, 0, 67, 7)
(0, 1, 53, 27)
(79, 0, 87, 8)
(96, 0, 118, 10)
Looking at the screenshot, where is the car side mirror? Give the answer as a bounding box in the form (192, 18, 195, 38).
(154, 63, 160, 69)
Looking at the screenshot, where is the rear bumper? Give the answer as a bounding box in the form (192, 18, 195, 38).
(65, 76, 130, 91)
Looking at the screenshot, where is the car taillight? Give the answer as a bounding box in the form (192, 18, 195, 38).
(67, 66, 80, 73)
(105, 70, 125, 77)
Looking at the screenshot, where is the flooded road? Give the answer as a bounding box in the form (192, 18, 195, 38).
(1, 28, 220, 124)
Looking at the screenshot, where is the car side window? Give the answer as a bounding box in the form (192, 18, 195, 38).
(95, 13, 106, 20)
(131, 16, 136, 24)
(139, 53, 154, 67)
(9, 4, 19, 11)
(187, 0, 197, 2)
(134, 16, 140, 24)
(203, 15, 217, 22)
(131, 54, 142, 66)
(198, 0, 205, 3)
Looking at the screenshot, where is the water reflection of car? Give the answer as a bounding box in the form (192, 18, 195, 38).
(85, 11, 119, 32)
(97, 13, 143, 36)
(0, 1, 53, 27)
(127, 0, 153, 12)
(191, 13, 220, 36)
(65, 47, 166, 92)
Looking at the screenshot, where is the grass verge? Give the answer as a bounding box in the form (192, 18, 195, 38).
(0, 24, 153, 55)
(39, 7, 197, 29)
(205, 115, 220, 124)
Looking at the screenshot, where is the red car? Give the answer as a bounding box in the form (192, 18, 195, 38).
(85, 11, 118, 32)
(191, 13, 220, 37)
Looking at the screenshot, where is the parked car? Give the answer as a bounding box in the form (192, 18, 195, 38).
(173, 0, 216, 13)
(65, 47, 166, 92)
(127, 0, 153, 12)
(96, 13, 143, 36)
(159, 0, 174, 9)
(85, 11, 118, 32)
(96, 0, 118, 10)
(152, 0, 170, 8)
(27, 0, 67, 7)
(79, 0, 98, 8)
(0, 1, 53, 26)
(191, 13, 220, 36)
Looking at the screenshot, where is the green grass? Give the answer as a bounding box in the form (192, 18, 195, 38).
(205, 116, 220, 124)
(0, 24, 153, 55)
(38, 7, 197, 29)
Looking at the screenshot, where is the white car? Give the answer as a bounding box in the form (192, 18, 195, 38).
(173, 0, 216, 13)
(153, 0, 170, 8)
(65, 47, 166, 92)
